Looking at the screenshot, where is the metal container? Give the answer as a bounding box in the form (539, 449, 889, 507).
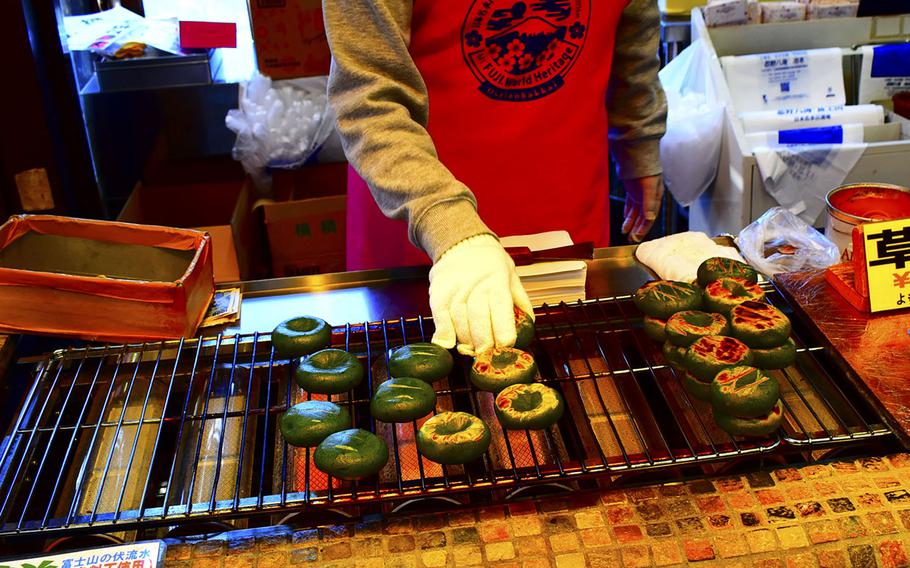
(825, 183, 910, 262)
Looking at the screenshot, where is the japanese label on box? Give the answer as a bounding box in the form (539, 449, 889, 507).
(863, 219, 910, 312)
(0, 541, 162, 568)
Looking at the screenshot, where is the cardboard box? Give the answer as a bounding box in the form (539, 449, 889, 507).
(119, 180, 256, 283)
(261, 195, 346, 276)
(0, 215, 213, 342)
(249, 0, 331, 80)
(271, 162, 348, 202)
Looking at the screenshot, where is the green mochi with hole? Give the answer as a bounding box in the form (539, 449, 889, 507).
(643, 315, 668, 342)
(703, 278, 766, 315)
(684, 335, 753, 382)
(633, 280, 703, 320)
(388, 343, 454, 382)
(666, 310, 729, 347)
(279, 400, 350, 447)
(697, 257, 758, 287)
(514, 307, 536, 350)
(710, 366, 780, 418)
(370, 378, 437, 423)
(470, 348, 538, 392)
(272, 316, 332, 358)
(417, 412, 491, 464)
(295, 348, 363, 394)
(714, 401, 783, 437)
(751, 338, 797, 370)
(313, 428, 389, 480)
(494, 383, 564, 430)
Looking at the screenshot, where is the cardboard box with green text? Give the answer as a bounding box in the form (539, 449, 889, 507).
(262, 195, 346, 276)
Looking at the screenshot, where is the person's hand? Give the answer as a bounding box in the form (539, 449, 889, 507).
(622, 175, 665, 243)
(429, 234, 534, 356)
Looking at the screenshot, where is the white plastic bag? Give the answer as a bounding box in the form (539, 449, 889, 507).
(659, 40, 726, 207)
(225, 73, 335, 190)
(737, 207, 840, 276)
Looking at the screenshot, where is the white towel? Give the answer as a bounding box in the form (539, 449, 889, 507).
(635, 232, 746, 283)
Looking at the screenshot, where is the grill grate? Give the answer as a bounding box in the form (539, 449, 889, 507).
(0, 286, 892, 537)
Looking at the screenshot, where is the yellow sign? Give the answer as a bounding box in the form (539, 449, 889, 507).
(863, 219, 910, 312)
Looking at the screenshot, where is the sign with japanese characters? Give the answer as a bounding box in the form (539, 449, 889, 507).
(0, 541, 162, 568)
(863, 219, 910, 312)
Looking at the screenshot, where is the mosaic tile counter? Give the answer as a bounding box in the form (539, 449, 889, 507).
(158, 454, 910, 567)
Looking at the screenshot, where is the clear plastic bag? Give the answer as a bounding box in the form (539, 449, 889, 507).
(225, 73, 335, 191)
(737, 207, 840, 276)
(659, 39, 726, 207)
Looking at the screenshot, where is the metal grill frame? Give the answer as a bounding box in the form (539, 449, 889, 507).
(0, 284, 893, 539)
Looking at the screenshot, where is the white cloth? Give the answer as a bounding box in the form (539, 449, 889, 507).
(429, 234, 533, 357)
(753, 143, 867, 223)
(635, 231, 746, 283)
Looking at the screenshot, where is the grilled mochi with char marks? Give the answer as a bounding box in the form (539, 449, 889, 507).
(643, 315, 668, 342)
(666, 310, 730, 347)
(703, 278, 765, 315)
(633, 280, 703, 320)
(416, 411, 491, 464)
(494, 382, 564, 430)
(470, 347, 537, 393)
(714, 401, 783, 437)
(684, 335, 753, 382)
(730, 301, 792, 349)
(751, 338, 797, 370)
(697, 257, 758, 287)
(710, 366, 780, 418)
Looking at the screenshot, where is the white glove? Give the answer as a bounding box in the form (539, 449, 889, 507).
(429, 234, 534, 356)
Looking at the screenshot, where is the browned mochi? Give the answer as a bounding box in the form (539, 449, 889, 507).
(633, 280, 702, 320)
(697, 257, 758, 287)
(684, 335, 753, 382)
(703, 277, 765, 314)
(710, 366, 779, 418)
(666, 310, 730, 347)
(714, 401, 783, 437)
(730, 301, 792, 349)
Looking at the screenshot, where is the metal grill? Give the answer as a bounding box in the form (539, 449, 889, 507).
(0, 285, 892, 538)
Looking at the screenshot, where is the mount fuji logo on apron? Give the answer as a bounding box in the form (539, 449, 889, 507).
(461, 0, 590, 102)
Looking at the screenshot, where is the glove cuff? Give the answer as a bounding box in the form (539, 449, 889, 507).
(416, 198, 496, 262)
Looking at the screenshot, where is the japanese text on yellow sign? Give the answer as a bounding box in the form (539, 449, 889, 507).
(863, 219, 910, 312)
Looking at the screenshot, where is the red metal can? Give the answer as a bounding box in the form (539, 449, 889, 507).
(825, 182, 910, 262)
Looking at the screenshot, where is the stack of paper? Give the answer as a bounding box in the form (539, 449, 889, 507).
(499, 231, 587, 307)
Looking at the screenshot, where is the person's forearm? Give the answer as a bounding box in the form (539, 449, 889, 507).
(323, 0, 492, 261)
(606, 0, 668, 180)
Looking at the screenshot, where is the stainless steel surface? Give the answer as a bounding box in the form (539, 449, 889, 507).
(226, 245, 651, 334)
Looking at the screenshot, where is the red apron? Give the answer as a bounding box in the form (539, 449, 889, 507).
(347, 0, 626, 271)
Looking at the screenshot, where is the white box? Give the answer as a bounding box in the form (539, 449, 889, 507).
(688, 9, 910, 236)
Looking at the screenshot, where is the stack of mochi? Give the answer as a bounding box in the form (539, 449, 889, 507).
(634, 257, 788, 437)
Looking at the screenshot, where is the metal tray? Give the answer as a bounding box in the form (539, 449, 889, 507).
(0, 282, 892, 539)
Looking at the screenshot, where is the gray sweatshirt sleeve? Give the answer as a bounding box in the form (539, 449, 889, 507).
(322, 0, 493, 262)
(607, 0, 668, 181)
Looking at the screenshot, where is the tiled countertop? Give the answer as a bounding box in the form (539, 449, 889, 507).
(161, 454, 910, 567)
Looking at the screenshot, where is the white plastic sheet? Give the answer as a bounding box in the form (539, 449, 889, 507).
(225, 73, 335, 191)
(753, 143, 866, 224)
(659, 40, 726, 207)
(721, 48, 845, 113)
(737, 206, 840, 275)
